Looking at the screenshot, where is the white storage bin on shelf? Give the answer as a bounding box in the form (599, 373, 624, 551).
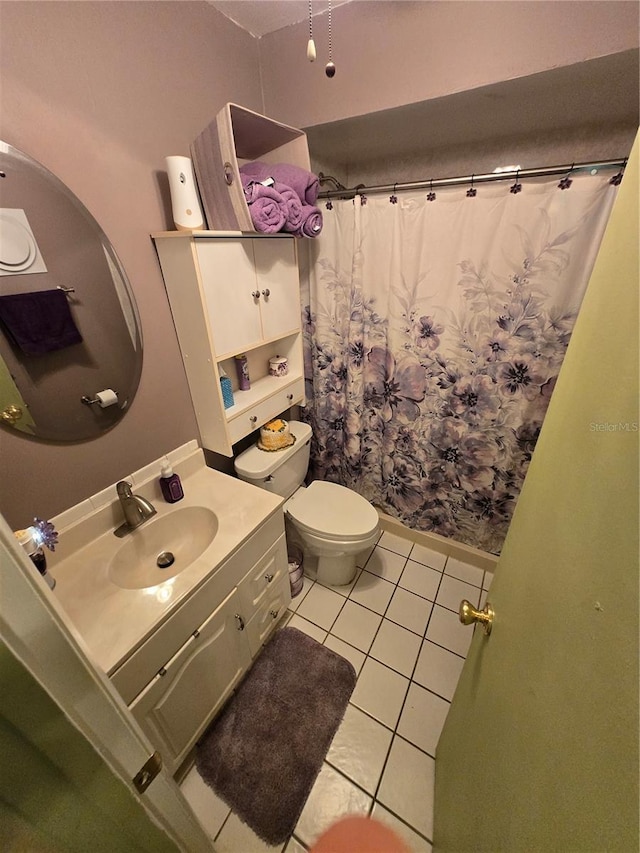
(191, 103, 311, 232)
(152, 231, 305, 457)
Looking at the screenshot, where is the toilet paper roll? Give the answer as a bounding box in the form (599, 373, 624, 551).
(95, 389, 118, 408)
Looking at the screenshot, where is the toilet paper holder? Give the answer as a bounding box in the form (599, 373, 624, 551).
(81, 389, 119, 408)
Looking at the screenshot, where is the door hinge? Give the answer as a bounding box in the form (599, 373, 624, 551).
(132, 750, 163, 794)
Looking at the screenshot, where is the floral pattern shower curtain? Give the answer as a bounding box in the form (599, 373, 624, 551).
(299, 173, 618, 554)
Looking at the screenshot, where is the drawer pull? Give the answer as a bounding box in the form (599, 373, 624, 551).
(262, 288, 270, 297)
(250, 415, 258, 424)
(287, 394, 294, 402)
(192, 628, 200, 639)
(158, 667, 167, 677)
(270, 609, 280, 620)
(251, 290, 261, 299)
(235, 613, 245, 631)
(265, 573, 274, 583)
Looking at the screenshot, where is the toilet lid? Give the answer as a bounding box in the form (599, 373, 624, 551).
(287, 481, 379, 541)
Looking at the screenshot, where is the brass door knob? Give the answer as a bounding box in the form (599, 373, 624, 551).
(1, 404, 23, 425)
(459, 599, 494, 635)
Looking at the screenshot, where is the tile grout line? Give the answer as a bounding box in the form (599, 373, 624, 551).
(365, 546, 450, 836)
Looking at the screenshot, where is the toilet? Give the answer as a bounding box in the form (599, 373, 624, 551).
(234, 421, 379, 586)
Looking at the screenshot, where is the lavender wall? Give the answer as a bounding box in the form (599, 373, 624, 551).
(1, 0, 637, 531)
(260, 1, 640, 129)
(0, 1, 262, 529)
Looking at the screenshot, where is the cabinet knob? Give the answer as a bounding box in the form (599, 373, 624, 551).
(251, 290, 261, 299)
(270, 609, 280, 620)
(235, 613, 245, 631)
(287, 394, 294, 402)
(262, 288, 270, 298)
(250, 415, 257, 424)
(264, 573, 274, 584)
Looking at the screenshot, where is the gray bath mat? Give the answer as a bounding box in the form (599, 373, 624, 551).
(195, 626, 356, 845)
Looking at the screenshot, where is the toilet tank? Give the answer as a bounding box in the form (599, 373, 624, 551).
(234, 421, 312, 499)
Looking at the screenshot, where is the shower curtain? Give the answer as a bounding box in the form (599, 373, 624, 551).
(299, 172, 619, 554)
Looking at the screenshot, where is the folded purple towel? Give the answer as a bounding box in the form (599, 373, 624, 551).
(0, 289, 82, 355)
(296, 205, 323, 238)
(240, 162, 319, 206)
(241, 178, 287, 233)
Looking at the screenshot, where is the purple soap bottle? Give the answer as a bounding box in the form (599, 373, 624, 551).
(160, 458, 184, 503)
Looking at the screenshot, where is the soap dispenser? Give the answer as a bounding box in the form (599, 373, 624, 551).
(160, 458, 184, 504)
(15, 523, 56, 590)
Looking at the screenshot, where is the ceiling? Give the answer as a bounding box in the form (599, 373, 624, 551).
(208, 1, 352, 37)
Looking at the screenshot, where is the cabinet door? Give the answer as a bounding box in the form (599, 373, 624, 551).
(196, 240, 262, 356)
(254, 240, 301, 341)
(130, 588, 251, 772)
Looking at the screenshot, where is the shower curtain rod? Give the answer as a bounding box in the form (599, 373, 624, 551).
(318, 158, 626, 199)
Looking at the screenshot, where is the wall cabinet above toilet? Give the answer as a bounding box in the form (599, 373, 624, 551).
(153, 232, 305, 456)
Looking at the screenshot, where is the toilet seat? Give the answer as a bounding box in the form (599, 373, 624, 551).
(286, 481, 378, 542)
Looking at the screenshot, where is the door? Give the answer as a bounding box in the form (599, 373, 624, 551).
(0, 515, 213, 852)
(197, 238, 262, 355)
(434, 137, 639, 852)
(254, 239, 302, 340)
(131, 588, 251, 773)
(0, 354, 35, 435)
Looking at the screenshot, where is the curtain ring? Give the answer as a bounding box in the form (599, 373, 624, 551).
(427, 178, 436, 202)
(610, 157, 627, 186)
(390, 182, 398, 204)
(510, 168, 522, 195)
(466, 174, 477, 198)
(558, 163, 574, 190)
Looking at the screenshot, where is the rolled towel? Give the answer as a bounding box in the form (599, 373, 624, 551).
(242, 178, 287, 233)
(274, 182, 304, 233)
(240, 162, 319, 206)
(295, 205, 323, 238)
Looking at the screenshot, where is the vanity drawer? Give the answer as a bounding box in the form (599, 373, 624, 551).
(245, 574, 291, 657)
(227, 378, 304, 445)
(237, 535, 288, 614)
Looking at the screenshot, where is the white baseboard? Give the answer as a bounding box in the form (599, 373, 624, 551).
(376, 510, 499, 574)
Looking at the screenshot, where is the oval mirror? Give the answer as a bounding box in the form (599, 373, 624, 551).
(0, 141, 142, 441)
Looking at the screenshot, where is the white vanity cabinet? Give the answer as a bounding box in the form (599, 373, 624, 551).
(152, 232, 305, 457)
(109, 512, 291, 776)
(129, 588, 251, 768)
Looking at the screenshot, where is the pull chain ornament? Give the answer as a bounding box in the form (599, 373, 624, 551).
(325, 0, 336, 77)
(307, 0, 316, 61)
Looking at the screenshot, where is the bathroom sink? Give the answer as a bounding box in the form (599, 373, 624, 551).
(108, 506, 218, 590)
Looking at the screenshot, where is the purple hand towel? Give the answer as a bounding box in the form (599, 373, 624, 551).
(242, 178, 287, 233)
(240, 162, 319, 206)
(295, 205, 323, 238)
(0, 289, 82, 355)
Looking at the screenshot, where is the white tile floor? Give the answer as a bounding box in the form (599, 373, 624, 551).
(180, 529, 494, 852)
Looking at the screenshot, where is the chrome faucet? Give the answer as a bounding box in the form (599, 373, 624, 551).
(114, 481, 157, 537)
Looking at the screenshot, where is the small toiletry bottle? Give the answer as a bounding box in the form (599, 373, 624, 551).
(219, 366, 235, 409)
(160, 458, 184, 503)
(235, 354, 251, 390)
(15, 527, 56, 589)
